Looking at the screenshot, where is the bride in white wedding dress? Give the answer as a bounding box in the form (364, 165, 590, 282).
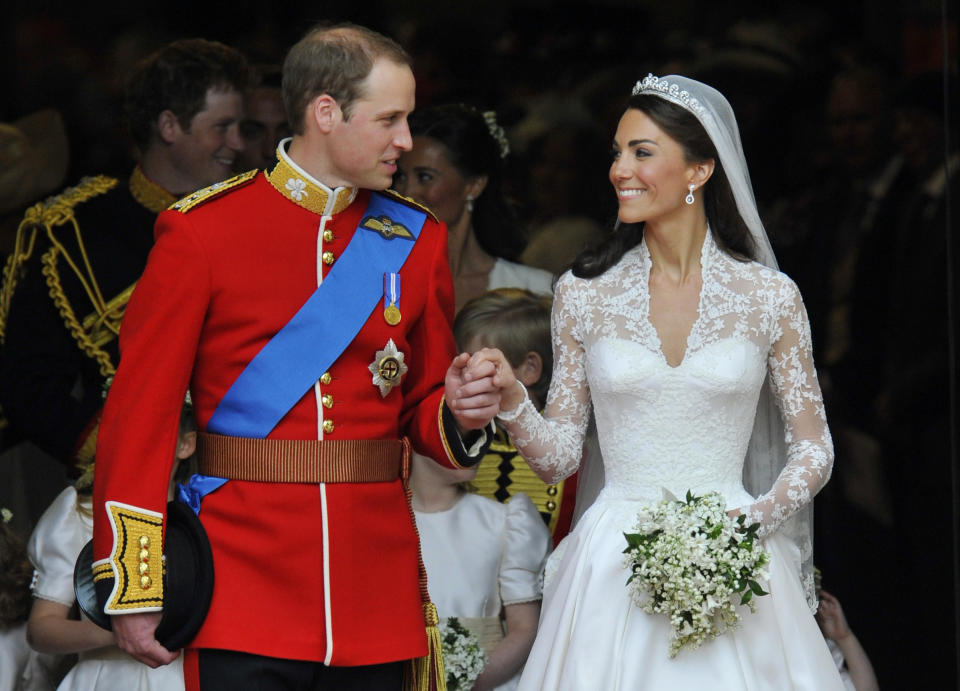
(464, 75, 845, 690)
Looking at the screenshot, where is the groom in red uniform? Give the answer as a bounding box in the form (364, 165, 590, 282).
(92, 23, 500, 690)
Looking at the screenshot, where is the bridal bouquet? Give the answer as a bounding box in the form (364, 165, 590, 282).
(623, 490, 770, 657)
(439, 617, 487, 690)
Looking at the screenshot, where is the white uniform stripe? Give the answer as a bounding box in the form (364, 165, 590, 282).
(320, 483, 334, 664)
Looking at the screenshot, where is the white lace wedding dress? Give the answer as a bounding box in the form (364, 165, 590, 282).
(502, 232, 844, 690)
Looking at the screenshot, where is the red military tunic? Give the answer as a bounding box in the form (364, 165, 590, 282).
(92, 149, 478, 665)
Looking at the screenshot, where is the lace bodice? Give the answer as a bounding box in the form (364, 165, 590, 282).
(499, 232, 833, 537)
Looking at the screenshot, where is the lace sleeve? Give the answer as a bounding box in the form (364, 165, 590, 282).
(497, 274, 592, 484)
(743, 278, 834, 537)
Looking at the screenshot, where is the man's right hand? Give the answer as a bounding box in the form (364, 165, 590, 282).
(444, 352, 501, 430)
(111, 611, 180, 667)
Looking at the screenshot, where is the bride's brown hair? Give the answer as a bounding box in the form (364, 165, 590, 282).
(572, 94, 756, 279)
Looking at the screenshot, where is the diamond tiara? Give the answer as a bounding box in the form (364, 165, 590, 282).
(482, 110, 510, 159)
(631, 74, 711, 122)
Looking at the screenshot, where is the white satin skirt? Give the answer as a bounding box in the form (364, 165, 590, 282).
(518, 498, 845, 691)
(57, 648, 184, 691)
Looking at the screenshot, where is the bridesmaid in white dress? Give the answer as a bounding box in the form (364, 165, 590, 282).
(411, 452, 551, 691)
(464, 75, 845, 690)
(27, 486, 185, 691)
(25, 412, 196, 691)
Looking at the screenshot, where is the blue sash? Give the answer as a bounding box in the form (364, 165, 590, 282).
(206, 192, 426, 439)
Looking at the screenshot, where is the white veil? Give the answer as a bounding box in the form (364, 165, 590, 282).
(575, 74, 816, 610)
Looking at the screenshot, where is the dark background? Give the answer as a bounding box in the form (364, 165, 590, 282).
(3, 1, 958, 688)
(2, 0, 949, 183)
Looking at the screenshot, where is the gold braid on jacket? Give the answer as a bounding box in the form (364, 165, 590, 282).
(0, 175, 122, 377)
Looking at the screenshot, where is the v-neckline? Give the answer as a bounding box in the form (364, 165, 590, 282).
(641, 234, 709, 370)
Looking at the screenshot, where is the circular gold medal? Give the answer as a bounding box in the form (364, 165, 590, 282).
(384, 303, 402, 326)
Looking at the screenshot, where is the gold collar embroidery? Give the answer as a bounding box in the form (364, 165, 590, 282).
(266, 139, 356, 215)
(128, 166, 176, 213)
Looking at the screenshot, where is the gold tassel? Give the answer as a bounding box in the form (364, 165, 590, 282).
(405, 602, 447, 691)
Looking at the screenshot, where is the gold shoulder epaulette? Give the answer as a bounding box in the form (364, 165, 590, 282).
(170, 169, 259, 213)
(379, 189, 439, 223)
(29, 175, 119, 227)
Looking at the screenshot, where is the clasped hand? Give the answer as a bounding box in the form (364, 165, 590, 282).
(446, 348, 525, 421)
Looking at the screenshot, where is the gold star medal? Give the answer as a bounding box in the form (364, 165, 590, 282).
(369, 338, 408, 397)
(383, 272, 402, 326)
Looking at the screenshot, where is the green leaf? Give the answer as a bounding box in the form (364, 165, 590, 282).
(749, 580, 768, 596)
(741, 589, 753, 605)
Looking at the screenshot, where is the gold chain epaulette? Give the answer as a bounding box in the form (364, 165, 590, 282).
(29, 175, 119, 227)
(170, 169, 259, 213)
(0, 176, 118, 344)
(380, 189, 439, 223)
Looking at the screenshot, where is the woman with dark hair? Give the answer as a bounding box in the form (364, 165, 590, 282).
(397, 105, 579, 546)
(466, 75, 843, 688)
(394, 104, 553, 313)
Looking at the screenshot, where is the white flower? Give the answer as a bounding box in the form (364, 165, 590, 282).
(623, 491, 770, 657)
(285, 177, 308, 201)
(439, 617, 486, 690)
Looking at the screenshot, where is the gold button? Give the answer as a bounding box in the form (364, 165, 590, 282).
(139, 535, 150, 548)
(546, 486, 558, 496)
(139, 562, 150, 575)
(546, 500, 557, 511)
(139, 548, 149, 562)
(321, 394, 333, 409)
(322, 419, 334, 434)
(140, 575, 152, 590)
(320, 372, 332, 385)
(323, 229, 334, 243)
(322, 251, 335, 265)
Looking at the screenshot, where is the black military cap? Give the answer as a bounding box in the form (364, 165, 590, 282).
(74, 499, 214, 651)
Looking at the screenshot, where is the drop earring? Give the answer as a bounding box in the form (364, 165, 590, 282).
(685, 184, 695, 205)
(465, 195, 474, 213)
